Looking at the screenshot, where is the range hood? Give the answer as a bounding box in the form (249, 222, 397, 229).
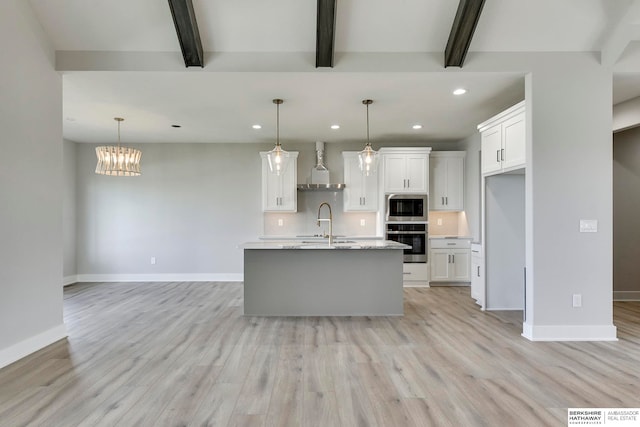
(297, 141, 346, 191)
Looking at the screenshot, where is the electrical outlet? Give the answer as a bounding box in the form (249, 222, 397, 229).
(572, 294, 582, 308)
(150, 257, 156, 265)
(278, 218, 284, 227)
(437, 218, 443, 226)
(360, 219, 366, 227)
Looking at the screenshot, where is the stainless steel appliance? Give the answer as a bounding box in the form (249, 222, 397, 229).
(385, 194, 428, 222)
(386, 222, 428, 263)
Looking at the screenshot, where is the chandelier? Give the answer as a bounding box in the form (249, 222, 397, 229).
(95, 117, 142, 176)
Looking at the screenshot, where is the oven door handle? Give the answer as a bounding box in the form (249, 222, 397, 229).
(386, 231, 426, 235)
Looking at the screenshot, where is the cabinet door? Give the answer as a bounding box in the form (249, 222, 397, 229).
(430, 156, 447, 210)
(343, 153, 378, 212)
(502, 112, 526, 170)
(406, 155, 428, 193)
(383, 155, 407, 193)
(261, 154, 297, 212)
(451, 249, 470, 281)
(444, 156, 464, 211)
(471, 255, 484, 306)
(481, 124, 502, 175)
(429, 249, 451, 281)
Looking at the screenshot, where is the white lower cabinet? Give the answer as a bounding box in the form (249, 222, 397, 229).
(470, 243, 484, 308)
(429, 239, 471, 283)
(403, 263, 429, 287)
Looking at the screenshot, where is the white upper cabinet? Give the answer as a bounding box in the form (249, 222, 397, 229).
(478, 101, 526, 176)
(380, 147, 431, 194)
(260, 152, 298, 212)
(430, 151, 465, 211)
(342, 152, 378, 211)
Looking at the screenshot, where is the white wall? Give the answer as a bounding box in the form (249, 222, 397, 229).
(613, 126, 640, 299)
(63, 139, 77, 284)
(0, 1, 65, 368)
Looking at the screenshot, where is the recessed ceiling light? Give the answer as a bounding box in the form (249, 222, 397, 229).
(412, 124, 423, 130)
(171, 124, 181, 128)
(453, 88, 467, 95)
(330, 124, 340, 130)
(252, 124, 262, 129)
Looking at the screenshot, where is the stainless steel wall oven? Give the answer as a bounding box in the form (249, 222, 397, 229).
(385, 222, 428, 263)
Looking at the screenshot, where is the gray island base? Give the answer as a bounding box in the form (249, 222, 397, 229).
(243, 241, 407, 316)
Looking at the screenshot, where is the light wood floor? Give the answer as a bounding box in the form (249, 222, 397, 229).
(1, 283, 639, 427)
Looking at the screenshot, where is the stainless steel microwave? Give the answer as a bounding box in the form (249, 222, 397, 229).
(385, 193, 428, 222)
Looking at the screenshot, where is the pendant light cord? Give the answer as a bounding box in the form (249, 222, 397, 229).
(366, 102, 370, 146)
(276, 102, 280, 147)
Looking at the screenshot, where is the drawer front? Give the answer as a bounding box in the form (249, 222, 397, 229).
(403, 263, 428, 281)
(430, 239, 471, 249)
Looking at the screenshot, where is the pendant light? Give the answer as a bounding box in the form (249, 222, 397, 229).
(358, 99, 378, 176)
(95, 117, 142, 176)
(266, 99, 290, 175)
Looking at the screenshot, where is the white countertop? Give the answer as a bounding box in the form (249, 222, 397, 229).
(429, 235, 473, 239)
(241, 240, 409, 250)
(259, 235, 383, 241)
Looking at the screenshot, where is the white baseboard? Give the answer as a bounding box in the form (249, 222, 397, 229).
(74, 273, 243, 283)
(521, 322, 618, 341)
(63, 275, 77, 286)
(0, 324, 68, 369)
(614, 291, 640, 301)
(486, 307, 523, 311)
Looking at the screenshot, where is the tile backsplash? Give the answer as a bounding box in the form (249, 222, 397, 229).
(428, 211, 470, 237)
(264, 191, 378, 237)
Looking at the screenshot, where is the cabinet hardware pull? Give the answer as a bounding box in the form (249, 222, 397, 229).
(501, 148, 504, 161)
(362, 197, 365, 205)
(477, 266, 480, 276)
(497, 150, 500, 162)
(445, 196, 448, 205)
(407, 179, 410, 188)
(403, 272, 411, 275)
(452, 254, 455, 263)
(441, 197, 444, 205)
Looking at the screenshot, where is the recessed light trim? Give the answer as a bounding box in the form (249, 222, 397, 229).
(252, 124, 262, 129)
(453, 88, 467, 96)
(412, 124, 423, 130)
(330, 124, 340, 130)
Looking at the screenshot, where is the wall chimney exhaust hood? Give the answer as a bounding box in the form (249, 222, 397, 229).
(297, 141, 346, 191)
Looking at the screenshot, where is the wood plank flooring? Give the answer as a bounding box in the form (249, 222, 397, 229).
(1, 282, 639, 426)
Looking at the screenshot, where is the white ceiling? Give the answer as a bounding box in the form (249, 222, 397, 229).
(27, 0, 640, 144)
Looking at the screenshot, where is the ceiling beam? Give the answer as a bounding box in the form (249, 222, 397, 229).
(168, 0, 204, 67)
(316, 0, 337, 67)
(444, 0, 485, 68)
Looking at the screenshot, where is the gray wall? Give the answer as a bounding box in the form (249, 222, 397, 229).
(0, 1, 65, 367)
(613, 126, 640, 297)
(72, 140, 460, 279)
(485, 174, 525, 310)
(63, 139, 77, 282)
(458, 132, 482, 242)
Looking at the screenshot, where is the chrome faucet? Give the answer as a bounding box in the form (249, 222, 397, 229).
(316, 202, 333, 245)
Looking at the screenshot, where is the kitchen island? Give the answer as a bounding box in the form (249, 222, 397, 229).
(242, 240, 409, 316)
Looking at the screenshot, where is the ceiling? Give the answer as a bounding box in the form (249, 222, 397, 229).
(27, 0, 640, 144)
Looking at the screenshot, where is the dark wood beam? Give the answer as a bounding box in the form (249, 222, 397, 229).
(316, 0, 337, 67)
(168, 0, 204, 67)
(444, 0, 485, 68)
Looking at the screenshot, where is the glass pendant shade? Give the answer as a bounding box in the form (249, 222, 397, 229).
(358, 143, 378, 176)
(266, 143, 290, 176)
(266, 99, 290, 176)
(95, 118, 142, 176)
(358, 99, 378, 176)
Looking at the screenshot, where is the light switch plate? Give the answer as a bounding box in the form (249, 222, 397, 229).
(579, 219, 597, 233)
